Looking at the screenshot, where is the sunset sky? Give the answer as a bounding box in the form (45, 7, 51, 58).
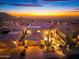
(0, 0, 79, 16)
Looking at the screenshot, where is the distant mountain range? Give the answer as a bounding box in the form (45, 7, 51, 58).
(0, 12, 13, 27)
(0, 12, 13, 18)
(0, 12, 79, 23)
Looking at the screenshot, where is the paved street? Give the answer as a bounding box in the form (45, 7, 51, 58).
(0, 46, 62, 59)
(25, 46, 44, 59)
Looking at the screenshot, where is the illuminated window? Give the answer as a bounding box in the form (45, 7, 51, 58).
(78, 35, 79, 39)
(44, 30, 49, 34)
(51, 31, 54, 33)
(12, 41, 17, 45)
(27, 30, 31, 34)
(37, 30, 41, 33)
(25, 40, 28, 46)
(40, 40, 45, 45)
(43, 37, 48, 40)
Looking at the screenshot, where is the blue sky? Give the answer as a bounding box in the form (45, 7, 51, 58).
(0, 0, 79, 13)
